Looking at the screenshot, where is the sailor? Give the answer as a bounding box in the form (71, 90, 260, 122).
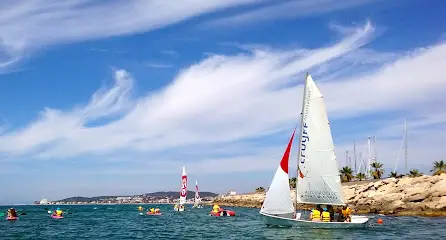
(55, 207, 63, 216)
(341, 205, 352, 222)
(212, 204, 220, 213)
(310, 208, 321, 222)
(150, 208, 155, 213)
(174, 204, 178, 210)
(321, 208, 330, 222)
(154, 208, 160, 213)
(7, 208, 17, 218)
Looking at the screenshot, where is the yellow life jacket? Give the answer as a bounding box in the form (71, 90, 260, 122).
(213, 205, 220, 212)
(150, 208, 155, 213)
(56, 210, 63, 215)
(311, 209, 321, 220)
(342, 207, 352, 217)
(322, 211, 330, 222)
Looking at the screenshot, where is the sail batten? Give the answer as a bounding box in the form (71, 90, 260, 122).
(296, 74, 345, 206)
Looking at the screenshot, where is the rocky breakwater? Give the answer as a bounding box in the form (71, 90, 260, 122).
(212, 174, 446, 217)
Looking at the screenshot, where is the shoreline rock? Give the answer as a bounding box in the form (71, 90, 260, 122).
(211, 174, 446, 217)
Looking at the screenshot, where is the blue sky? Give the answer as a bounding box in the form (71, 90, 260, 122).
(1, 0, 445, 204)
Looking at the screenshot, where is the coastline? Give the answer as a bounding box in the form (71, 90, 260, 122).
(212, 174, 446, 217)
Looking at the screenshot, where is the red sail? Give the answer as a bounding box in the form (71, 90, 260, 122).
(280, 127, 296, 174)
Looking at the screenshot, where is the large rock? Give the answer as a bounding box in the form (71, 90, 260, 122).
(212, 174, 446, 217)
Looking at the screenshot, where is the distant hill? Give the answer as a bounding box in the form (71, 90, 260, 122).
(57, 196, 129, 202)
(144, 191, 218, 198)
(57, 191, 218, 202)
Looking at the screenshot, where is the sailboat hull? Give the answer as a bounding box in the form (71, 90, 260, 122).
(260, 212, 369, 229)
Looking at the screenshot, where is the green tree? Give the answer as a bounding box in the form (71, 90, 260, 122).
(339, 166, 354, 182)
(408, 169, 422, 177)
(370, 162, 384, 179)
(389, 171, 398, 178)
(289, 177, 296, 189)
(430, 160, 446, 176)
(356, 173, 366, 181)
(255, 187, 265, 192)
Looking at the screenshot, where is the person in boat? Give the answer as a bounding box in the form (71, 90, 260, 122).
(149, 208, 155, 214)
(341, 205, 352, 222)
(327, 205, 335, 222)
(321, 208, 330, 222)
(310, 208, 321, 222)
(54, 207, 63, 216)
(174, 204, 178, 210)
(7, 208, 18, 218)
(179, 205, 184, 210)
(212, 204, 220, 213)
(154, 208, 160, 213)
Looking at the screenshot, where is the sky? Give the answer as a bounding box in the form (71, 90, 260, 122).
(0, 0, 445, 204)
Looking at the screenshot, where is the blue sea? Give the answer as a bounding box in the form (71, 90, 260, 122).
(1, 204, 445, 239)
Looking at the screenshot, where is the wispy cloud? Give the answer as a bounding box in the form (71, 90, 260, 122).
(204, 0, 380, 27)
(0, 21, 445, 178)
(0, 0, 263, 69)
(90, 48, 126, 54)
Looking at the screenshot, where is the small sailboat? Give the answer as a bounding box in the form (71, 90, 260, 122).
(193, 180, 203, 208)
(259, 74, 369, 229)
(174, 166, 187, 212)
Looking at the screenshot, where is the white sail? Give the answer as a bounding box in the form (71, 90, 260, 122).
(296, 74, 345, 205)
(260, 129, 296, 218)
(179, 166, 188, 205)
(194, 180, 202, 207)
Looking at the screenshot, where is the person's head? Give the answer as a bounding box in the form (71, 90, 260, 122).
(342, 205, 347, 209)
(57, 207, 60, 210)
(323, 208, 327, 211)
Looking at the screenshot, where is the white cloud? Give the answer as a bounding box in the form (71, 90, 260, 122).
(144, 62, 173, 68)
(0, 22, 445, 180)
(203, 0, 380, 28)
(0, 0, 263, 69)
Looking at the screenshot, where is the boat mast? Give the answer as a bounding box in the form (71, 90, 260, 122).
(353, 140, 357, 172)
(295, 73, 309, 211)
(373, 136, 377, 163)
(367, 136, 371, 178)
(404, 118, 408, 174)
(345, 150, 349, 167)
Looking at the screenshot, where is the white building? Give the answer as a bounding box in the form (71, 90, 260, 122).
(228, 190, 236, 196)
(40, 198, 49, 204)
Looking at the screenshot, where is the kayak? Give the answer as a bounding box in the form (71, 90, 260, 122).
(210, 210, 236, 217)
(146, 212, 162, 216)
(6, 217, 18, 221)
(51, 214, 64, 219)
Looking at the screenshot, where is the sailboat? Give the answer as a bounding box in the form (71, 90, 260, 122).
(259, 74, 369, 229)
(193, 180, 203, 208)
(174, 166, 187, 212)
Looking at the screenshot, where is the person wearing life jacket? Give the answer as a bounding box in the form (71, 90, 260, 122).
(150, 208, 155, 213)
(341, 205, 352, 222)
(7, 208, 18, 218)
(321, 208, 330, 222)
(55, 207, 63, 216)
(138, 206, 144, 211)
(310, 208, 321, 222)
(212, 204, 220, 213)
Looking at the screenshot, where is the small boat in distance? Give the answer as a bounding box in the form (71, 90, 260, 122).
(174, 166, 187, 212)
(259, 73, 369, 229)
(193, 180, 203, 208)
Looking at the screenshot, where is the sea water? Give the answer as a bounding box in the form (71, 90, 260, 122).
(1, 205, 445, 239)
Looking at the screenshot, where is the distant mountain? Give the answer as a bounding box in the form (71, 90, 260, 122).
(144, 191, 218, 198)
(56, 191, 218, 202)
(57, 196, 129, 202)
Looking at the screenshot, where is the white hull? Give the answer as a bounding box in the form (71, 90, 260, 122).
(174, 207, 185, 212)
(260, 212, 369, 229)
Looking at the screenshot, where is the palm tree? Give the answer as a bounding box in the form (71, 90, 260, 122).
(389, 171, 398, 178)
(430, 160, 446, 176)
(339, 166, 354, 182)
(289, 177, 296, 189)
(356, 173, 366, 181)
(370, 162, 384, 179)
(408, 169, 422, 177)
(255, 187, 265, 192)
